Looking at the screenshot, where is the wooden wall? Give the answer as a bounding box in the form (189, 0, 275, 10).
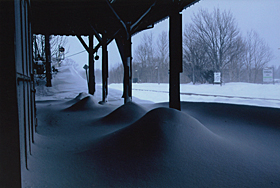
(0, 0, 35, 187)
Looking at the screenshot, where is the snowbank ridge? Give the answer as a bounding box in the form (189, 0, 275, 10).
(66, 92, 90, 104)
(90, 107, 218, 157)
(99, 102, 147, 125)
(65, 95, 97, 111)
(79, 107, 280, 187)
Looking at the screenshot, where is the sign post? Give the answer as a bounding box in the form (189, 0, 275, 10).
(263, 67, 274, 84)
(214, 72, 221, 85)
(83, 64, 89, 85)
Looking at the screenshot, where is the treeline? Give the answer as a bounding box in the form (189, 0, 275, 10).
(109, 8, 275, 84)
(109, 31, 170, 84)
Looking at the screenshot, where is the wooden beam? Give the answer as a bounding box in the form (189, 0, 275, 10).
(105, 0, 129, 39)
(76, 35, 89, 53)
(89, 24, 102, 43)
(130, 1, 156, 33)
(76, 28, 119, 55)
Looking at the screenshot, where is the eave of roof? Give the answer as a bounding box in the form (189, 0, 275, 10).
(31, 0, 199, 37)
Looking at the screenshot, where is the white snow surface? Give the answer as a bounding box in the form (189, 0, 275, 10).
(35, 65, 88, 100)
(36, 65, 280, 109)
(24, 65, 280, 187)
(109, 82, 280, 109)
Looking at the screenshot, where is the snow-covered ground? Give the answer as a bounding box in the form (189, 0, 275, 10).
(109, 82, 280, 108)
(35, 65, 89, 100)
(36, 64, 280, 109)
(25, 65, 280, 187)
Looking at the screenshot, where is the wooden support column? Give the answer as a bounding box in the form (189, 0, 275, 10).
(45, 34, 52, 87)
(88, 35, 95, 95)
(116, 31, 132, 104)
(123, 34, 132, 104)
(77, 33, 116, 96)
(169, 7, 182, 110)
(101, 32, 108, 103)
(106, 0, 133, 104)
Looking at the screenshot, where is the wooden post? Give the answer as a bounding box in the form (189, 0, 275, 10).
(102, 32, 108, 103)
(115, 31, 132, 104)
(45, 34, 52, 87)
(88, 35, 95, 95)
(169, 7, 182, 110)
(123, 33, 132, 103)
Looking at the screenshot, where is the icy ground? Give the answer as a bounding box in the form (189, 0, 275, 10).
(23, 65, 280, 187)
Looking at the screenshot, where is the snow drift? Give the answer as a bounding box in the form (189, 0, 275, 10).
(79, 107, 280, 187)
(98, 102, 148, 125)
(35, 65, 88, 100)
(68, 92, 90, 103)
(26, 65, 280, 187)
(65, 95, 97, 111)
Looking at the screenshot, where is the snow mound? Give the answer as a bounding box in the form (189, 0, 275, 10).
(65, 95, 97, 111)
(80, 107, 278, 187)
(81, 108, 219, 182)
(91, 107, 218, 156)
(66, 92, 90, 104)
(99, 102, 147, 125)
(74, 92, 90, 101)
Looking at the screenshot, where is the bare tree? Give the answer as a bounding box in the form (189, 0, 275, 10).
(133, 31, 155, 82)
(155, 31, 169, 83)
(147, 32, 154, 66)
(134, 43, 148, 82)
(244, 30, 273, 83)
(50, 35, 68, 61)
(184, 23, 210, 84)
(225, 36, 246, 82)
(156, 31, 168, 61)
(244, 31, 255, 82)
(275, 65, 280, 79)
(184, 8, 242, 81)
(33, 35, 68, 62)
(109, 64, 123, 83)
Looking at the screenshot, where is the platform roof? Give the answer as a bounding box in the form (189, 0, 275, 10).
(31, 0, 199, 38)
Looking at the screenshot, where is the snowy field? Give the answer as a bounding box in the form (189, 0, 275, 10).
(109, 82, 280, 109)
(36, 65, 280, 109)
(25, 65, 280, 187)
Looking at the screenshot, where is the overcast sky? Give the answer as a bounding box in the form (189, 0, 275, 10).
(66, 0, 280, 70)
